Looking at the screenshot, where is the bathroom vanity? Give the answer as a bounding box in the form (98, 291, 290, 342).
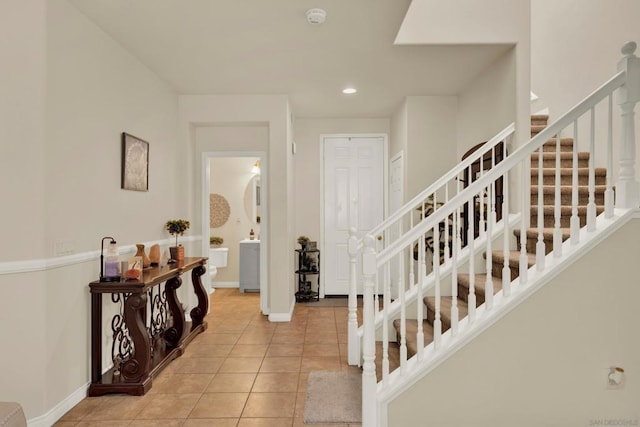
(239, 239, 260, 292)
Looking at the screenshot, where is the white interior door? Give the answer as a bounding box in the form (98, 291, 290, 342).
(323, 136, 384, 295)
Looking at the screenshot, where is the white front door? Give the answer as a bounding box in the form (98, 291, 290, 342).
(323, 136, 385, 295)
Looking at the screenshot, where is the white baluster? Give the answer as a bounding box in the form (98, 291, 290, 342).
(605, 94, 615, 218)
(450, 205, 460, 336)
(444, 185, 450, 264)
(361, 235, 377, 427)
(347, 228, 359, 365)
(553, 134, 563, 257)
(502, 173, 511, 297)
(615, 41, 640, 209)
(399, 246, 407, 372)
(382, 259, 389, 383)
(485, 185, 494, 311)
(467, 194, 477, 323)
(433, 225, 442, 348)
(536, 145, 546, 272)
(479, 161, 486, 237)
(570, 121, 580, 245)
(587, 107, 597, 232)
(416, 231, 425, 359)
(519, 159, 529, 285)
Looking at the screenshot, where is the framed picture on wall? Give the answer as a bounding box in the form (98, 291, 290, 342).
(121, 132, 149, 191)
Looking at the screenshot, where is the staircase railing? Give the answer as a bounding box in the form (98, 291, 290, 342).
(355, 42, 640, 427)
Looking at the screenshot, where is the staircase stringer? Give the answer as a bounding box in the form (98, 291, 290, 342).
(374, 207, 635, 426)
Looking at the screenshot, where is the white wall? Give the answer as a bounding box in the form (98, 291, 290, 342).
(0, 0, 181, 421)
(0, 0, 48, 419)
(405, 96, 458, 200)
(209, 157, 260, 283)
(396, 0, 530, 157)
(531, 0, 640, 181)
(531, 0, 640, 118)
(293, 118, 391, 242)
(0, 0, 47, 261)
(389, 218, 640, 426)
(457, 48, 516, 159)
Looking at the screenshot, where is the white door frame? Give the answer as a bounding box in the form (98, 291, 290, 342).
(201, 151, 269, 314)
(319, 134, 389, 297)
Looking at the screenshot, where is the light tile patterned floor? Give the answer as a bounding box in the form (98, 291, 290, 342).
(55, 288, 362, 427)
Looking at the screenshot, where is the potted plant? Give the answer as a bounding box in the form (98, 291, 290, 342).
(165, 219, 190, 262)
(297, 235, 310, 250)
(209, 236, 224, 247)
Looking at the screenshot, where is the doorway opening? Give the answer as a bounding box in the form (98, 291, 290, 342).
(202, 151, 269, 314)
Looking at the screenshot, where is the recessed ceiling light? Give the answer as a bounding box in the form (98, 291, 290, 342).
(342, 87, 357, 94)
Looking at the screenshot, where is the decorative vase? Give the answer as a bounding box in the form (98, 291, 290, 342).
(169, 246, 178, 263)
(177, 245, 185, 261)
(135, 244, 151, 268)
(149, 244, 160, 266)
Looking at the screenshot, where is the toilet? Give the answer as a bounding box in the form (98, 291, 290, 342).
(209, 247, 229, 283)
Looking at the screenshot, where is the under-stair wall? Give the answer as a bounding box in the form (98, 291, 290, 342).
(388, 217, 640, 426)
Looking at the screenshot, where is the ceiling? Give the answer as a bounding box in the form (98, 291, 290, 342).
(68, 0, 511, 118)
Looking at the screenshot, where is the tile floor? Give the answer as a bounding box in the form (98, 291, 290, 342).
(55, 288, 363, 427)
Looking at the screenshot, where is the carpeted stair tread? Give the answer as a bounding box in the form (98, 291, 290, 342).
(530, 205, 605, 227)
(531, 151, 590, 168)
(513, 227, 571, 240)
(485, 250, 536, 265)
(531, 167, 606, 177)
(541, 137, 574, 152)
(531, 125, 547, 135)
(531, 114, 549, 123)
(424, 296, 469, 332)
(457, 273, 503, 306)
(391, 319, 434, 359)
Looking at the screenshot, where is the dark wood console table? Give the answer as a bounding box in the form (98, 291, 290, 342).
(88, 257, 208, 396)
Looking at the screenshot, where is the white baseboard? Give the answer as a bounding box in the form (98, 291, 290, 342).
(27, 382, 87, 427)
(213, 282, 239, 288)
(268, 296, 296, 322)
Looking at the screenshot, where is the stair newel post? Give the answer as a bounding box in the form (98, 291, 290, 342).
(570, 120, 581, 245)
(554, 134, 564, 257)
(605, 94, 615, 218)
(616, 41, 640, 209)
(587, 107, 597, 232)
(361, 235, 378, 427)
(502, 173, 511, 297)
(536, 145, 546, 272)
(519, 158, 529, 285)
(467, 192, 477, 323)
(432, 224, 442, 348)
(484, 184, 494, 311)
(416, 229, 425, 359)
(347, 227, 360, 366)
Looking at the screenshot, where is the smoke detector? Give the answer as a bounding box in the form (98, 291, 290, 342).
(306, 8, 327, 25)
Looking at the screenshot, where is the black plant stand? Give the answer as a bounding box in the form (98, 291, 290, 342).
(295, 248, 320, 302)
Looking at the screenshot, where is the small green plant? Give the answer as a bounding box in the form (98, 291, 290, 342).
(297, 235, 310, 247)
(165, 219, 190, 247)
(209, 236, 224, 246)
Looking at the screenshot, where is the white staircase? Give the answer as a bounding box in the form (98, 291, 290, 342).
(347, 42, 640, 427)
